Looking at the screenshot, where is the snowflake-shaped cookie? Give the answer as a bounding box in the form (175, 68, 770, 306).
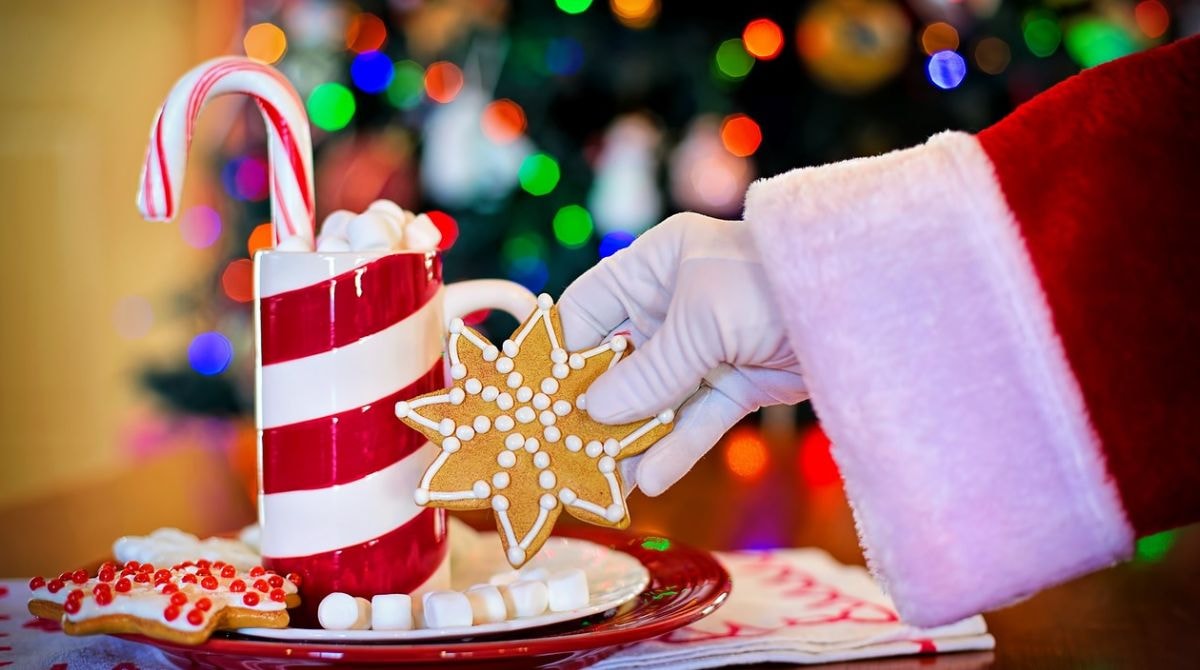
(394, 293, 675, 567)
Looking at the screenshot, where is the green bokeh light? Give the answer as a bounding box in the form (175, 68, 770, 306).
(307, 82, 356, 131)
(556, 0, 593, 15)
(1064, 19, 1138, 68)
(518, 153, 561, 196)
(641, 536, 671, 552)
(502, 232, 547, 272)
(1023, 11, 1062, 58)
(552, 205, 594, 248)
(386, 60, 425, 109)
(715, 39, 754, 79)
(1135, 530, 1176, 562)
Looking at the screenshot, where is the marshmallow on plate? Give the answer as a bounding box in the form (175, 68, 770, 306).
(318, 592, 372, 630)
(465, 584, 507, 625)
(422, 590, 473, 628)
(371, 594, 414, 631)
(546, 569, 589, 612)
(501, 579, 549, 618)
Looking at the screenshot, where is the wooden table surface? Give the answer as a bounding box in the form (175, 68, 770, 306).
(539, 421, 1200, 669)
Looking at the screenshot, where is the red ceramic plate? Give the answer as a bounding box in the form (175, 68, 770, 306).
(118, 526, 731, 669)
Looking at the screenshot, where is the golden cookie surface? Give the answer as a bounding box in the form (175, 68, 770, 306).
(396, 294, 675, 566)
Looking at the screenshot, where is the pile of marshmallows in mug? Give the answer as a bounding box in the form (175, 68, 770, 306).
(318, 567, 590, 631)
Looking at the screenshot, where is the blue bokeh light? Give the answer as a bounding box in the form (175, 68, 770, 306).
(927, 51, 967, 90)
(351, 51, 395, 94)
(507, 259, 550, 293)
(546, 37, 584, 76)
(598, 231, 635, 259)
(188, 332, 234, 376)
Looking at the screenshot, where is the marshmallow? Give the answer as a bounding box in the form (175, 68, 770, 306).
(465, 584, 508, 625)
(546, 569, 590, 612)
(371, 594, 414, 631)
(404, 213, 442, 251)
(368, 199, 411, 227)
(318, 592, 372, 630)
(488, 570, 521, 587)
(316, 236, 351, 252)
(501, 579, 549, 618)
(422, 590, 473, 628)
(346, 211, 399, 251)
(316, 209, 356, 251)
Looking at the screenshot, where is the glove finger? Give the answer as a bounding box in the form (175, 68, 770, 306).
(635, 387, 748, 496)
(618, 454, 642, 499)
(585, 303, 713, 424)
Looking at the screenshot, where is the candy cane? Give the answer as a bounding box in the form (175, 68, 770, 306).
(137, 57, 316, 249)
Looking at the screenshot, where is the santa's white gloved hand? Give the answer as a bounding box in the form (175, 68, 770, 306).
(558, 213, 808, 496)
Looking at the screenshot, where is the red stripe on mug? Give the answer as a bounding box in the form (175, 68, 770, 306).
(259, 253, 443, 365)
(264, 508, 448, 626)
(260, 361, 445, 494)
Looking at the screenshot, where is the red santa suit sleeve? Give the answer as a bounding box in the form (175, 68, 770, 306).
(743, 36, 1200, 627)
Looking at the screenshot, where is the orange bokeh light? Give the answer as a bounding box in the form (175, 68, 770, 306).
(221, 259, 254, 303)
(481, 99, 527, 144)
(920, 22, 960, 56)
(243, 23, 287, 64)
(345, 13, 387, 53)
(247, 223, 274, 257)
(797, 424, 840, 487)
(720, 114, 762, 157)
(1135, 0, 1170, 39)
(723, 426, 769, 481)
(425, 62, 464, 104)
(611, 0, 659, 29)
(743, 18, 784, 60)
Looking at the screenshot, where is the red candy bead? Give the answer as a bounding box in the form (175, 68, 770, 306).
(286, 573, 302, 586)
(242, 592, 260, 606)
(71, 569, 88, 584)
(114, 578, 131, 593)
(63, 599, 81, 614)
(95, 589, 113, 606)
(187, 609, 204, 625)
(134, 573, 150, 583)
(124, 561, 140, 570)
(249, 566, 265, 577)
(170, 591, 188, 606)
(213, 560, 226, 569)
(269, 588, 285, 602)
(180, 560, 194, 568)
(161, 583, 179, 595)
(58, 571, 72, 582)
(253, 579, 269, 593)
(29, 576, 45, 590)
(47, 579, 64, 594)
(93, 583, 111, 598)
(163, 605, 180, 621)
(267, 575, 284, 588)
(154, 569, 171, 581)
(98, 568, 115, 583)
(229, 579, 246, 592)
(201, 576, 218, 590)
(67, 589, 84, 602)
(221, 565, 236, 579)
(195, 597, 212, 612)
(196, 559, 211, 569)
(138, 563, 155, 573)
(99, 561, 116, 572)
(181, 574, 198, 584)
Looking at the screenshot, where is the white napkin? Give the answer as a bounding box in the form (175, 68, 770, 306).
(592, 548, 994, 669)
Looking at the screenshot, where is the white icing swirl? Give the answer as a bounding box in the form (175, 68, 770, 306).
(316, 200, 442, 253)
(113, 527, 260, 571)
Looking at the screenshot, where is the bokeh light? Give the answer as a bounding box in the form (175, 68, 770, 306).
(307, 82, 356, 131)
(425, 211, 460, 251)
(552, 205, 594, 248)
(387, 60, 425, 109)
(611, 0, 659, 29)
(518, 153, 561, 196)
(1135, 530, 1176, 562)
(425, 61, 464, 104)
(797, 424, 840, 487)
(179, 205, 222, 249)
(715, 38, 755, 80)
(350, 51, 394, 93)
(1135, 0, 1170, 39)
(502, 232, 549, 291)
(598, 231, 635, 258)
(221, 259, 254, 303)
(546, 37, 585, 76)
(927, 50, 967, 90)
(188, 332, 234, 376)
(743, 18, 784, 60)
(508, 259, 550, 293)
(1064, 18, 1138, 68)
(557, 0, 593, 14)
(975, 37, 1012, 75)
(1023, 11, 1062, 58)
(222, 156, 268, 201)
(346, 13, 387, 53)
(247, 223, 274, 256)
(481, 99, 527, 144)
(243, 22, 287, 64)
(723, 426, 769, 481)
(720, 114, 762, 157)
(112, 295, 153, 340)
(921, 22, 959, 55)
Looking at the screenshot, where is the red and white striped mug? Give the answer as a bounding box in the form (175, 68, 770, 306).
(254, 249, 535, 623)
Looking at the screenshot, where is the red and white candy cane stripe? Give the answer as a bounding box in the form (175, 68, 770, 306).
(137, 57, 315, 249)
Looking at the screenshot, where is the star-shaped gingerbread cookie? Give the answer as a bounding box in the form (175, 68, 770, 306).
(394, 293, 675, 567)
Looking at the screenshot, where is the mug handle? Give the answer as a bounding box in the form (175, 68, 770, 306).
(443, 279, 538, 327)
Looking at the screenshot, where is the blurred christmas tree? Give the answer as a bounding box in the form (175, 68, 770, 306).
(141, 0, 1189, 417)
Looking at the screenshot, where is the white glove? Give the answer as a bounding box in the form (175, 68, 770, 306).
(558, 213, 808, 496)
